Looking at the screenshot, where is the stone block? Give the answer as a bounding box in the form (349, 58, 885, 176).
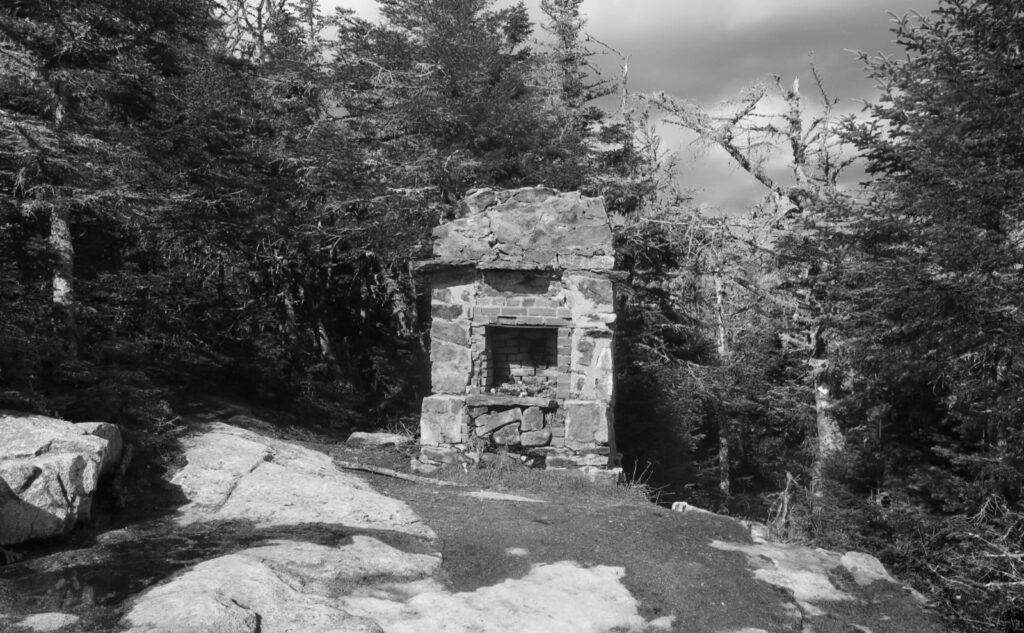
(430, 340, 472, 394)
(575, 337, 596, 367)
(574, 335, 614, 401)
(520, 429, 551, 447)
(347, 432, 414, 449)
(564, 400, 611, 446)
(420, 445, 465, 465)
(526, 307, 556, 317)
(542, 317, 571, 327)
(521, 407, 544, 431)
(423, 395, 465, 416)
(431, 320, 470, 347)
(545, 455, 577, 469)
(566, 274, 614, 305)
(420, 396, 466, 446)
(580, 466, 622, 485)
(420, 413, 465, 446)
(492, 424, 521, 445)
(475, 408, 522, 435)
(574, 453, 611, 467)
(410, 459, 440, 475)
(431, 303, 463, 320)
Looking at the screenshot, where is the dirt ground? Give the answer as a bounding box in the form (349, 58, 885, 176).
(320, 442, 947, 633)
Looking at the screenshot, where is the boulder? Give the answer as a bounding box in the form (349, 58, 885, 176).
(841, 551, 895, 586)
(0, 412, 122, 546)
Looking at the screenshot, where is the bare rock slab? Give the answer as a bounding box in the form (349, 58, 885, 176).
(170, 422, 434, 539)
(13, 612, 80, 632)
(0, 411, 122, 545)
(339, 561, 650, 633)
(123, 536, 439, 633)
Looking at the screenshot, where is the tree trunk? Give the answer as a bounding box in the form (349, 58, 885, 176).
(278, 286, 306, 376)
(382, 269, 413, 338)
(719, 419, 731, 497)
(812, 373, 844, 497)
(314, 318, 343, 380)
(714, 273, 732, 499)
(50, 206, 76, 358)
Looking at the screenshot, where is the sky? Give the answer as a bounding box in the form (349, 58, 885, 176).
(322, 0, 943, 215)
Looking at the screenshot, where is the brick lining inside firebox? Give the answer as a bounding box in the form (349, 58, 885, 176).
(485, 326, 558, 396)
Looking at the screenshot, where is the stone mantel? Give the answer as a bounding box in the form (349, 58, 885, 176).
(465, 395, 559, 408)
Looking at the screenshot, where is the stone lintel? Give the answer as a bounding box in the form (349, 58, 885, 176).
(465, 395, 558, 408)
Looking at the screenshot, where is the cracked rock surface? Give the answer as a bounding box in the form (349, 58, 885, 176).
(122, 422, 662, 633)
(169, 423, 434, 539)
(0, 412, 122, 546)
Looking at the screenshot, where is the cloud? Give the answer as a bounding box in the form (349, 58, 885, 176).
(320, 0, 941, 214)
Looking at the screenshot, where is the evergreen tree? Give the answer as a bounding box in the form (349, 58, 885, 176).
(837, 5, 1024, 627)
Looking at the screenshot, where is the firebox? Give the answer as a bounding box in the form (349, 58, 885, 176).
(485, 326, 558, 397)
(415, 187, 620, 475)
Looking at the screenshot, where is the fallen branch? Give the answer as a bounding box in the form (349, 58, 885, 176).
(335, 460, 467, 487)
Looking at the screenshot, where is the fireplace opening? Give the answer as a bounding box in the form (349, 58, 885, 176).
(485, 325, 558, 397)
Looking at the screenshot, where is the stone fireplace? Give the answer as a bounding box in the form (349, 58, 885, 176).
(415, 187, 620, 474)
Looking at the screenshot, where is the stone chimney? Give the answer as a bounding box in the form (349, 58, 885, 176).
(414, 187, 620, 476)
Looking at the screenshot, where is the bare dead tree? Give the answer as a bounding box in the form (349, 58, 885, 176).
(645, 70, 858, 496)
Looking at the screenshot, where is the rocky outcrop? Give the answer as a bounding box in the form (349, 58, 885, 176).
(169, 423, 434, 539)
(0, 411, 122, 546)
(122, 422, 660, 633)
(338, 561, 649, 633)
(123, 536, 440, 633)
(122, 422, 441, 633)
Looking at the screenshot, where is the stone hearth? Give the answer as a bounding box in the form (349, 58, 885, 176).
(415, 187, 619, 474)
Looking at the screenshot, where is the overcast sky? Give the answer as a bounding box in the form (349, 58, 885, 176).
(323, 0, 943, 214)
